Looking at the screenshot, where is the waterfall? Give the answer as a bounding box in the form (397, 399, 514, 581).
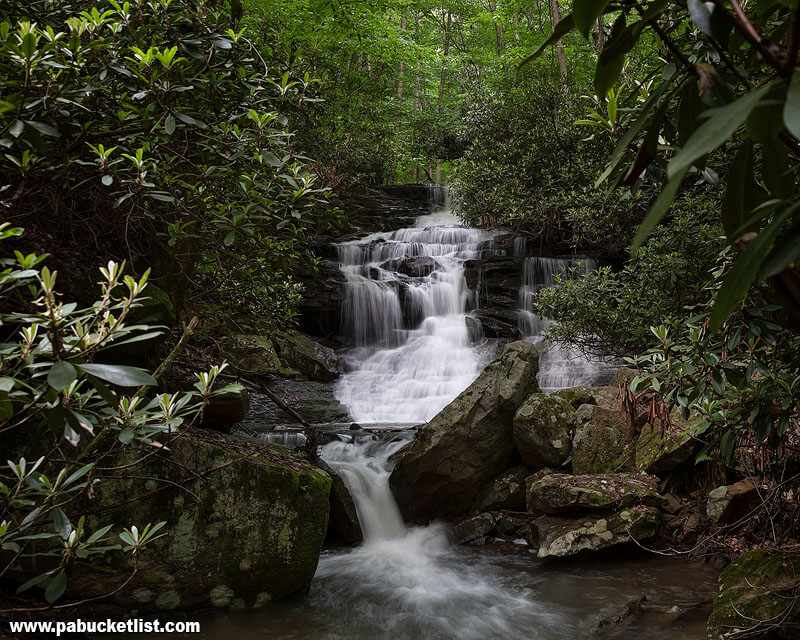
(334, 186, 493, 425)
(513, 248, 614, 392)
(315, 434, 554, 640)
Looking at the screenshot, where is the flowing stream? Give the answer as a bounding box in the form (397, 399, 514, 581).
(188, 187, 717, 639)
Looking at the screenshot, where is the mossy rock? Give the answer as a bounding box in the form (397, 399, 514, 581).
(390, 340, 541, 522)
(708, 551, 800, 639)
(534, 506, 659, 558)
(471, 466, 528, 513)
(272, 329, 338, 382)
(526, 473, 665, 514)
(553, 386, 596, 410)
(219, 334, 302, 378)
(572, 404, 633, 474)
(512, 393, 575, 469)
(612, 367, 640, 388)
(72, 434, 330, 613)
(635, 413, 697, 475)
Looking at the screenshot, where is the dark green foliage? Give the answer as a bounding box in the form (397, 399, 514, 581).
(534, 195, 724, 357)
(0, 0, 336, 326)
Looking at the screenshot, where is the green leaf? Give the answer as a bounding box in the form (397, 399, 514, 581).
(631, 167, 690, 252)
(760, 224, 800, 278)
(76, 363, 156, 387)
(574, 0, 611, 38)
(721, 140, 760, 240)
(710, 203, 797, 330)
(118, 428, 135, 444)
(518, 14, 575, 68)
(668, 84, 772, 180)
(101, 175, 113, 186)
(47, 361, 77, 392)
(45, 572, 67, 604)
(784, 70, 800, 139)
(678, 77, 702, 146)
(164, 114, 176, 135)
(761, 138, 792, 199)
(719, 431, 735, 463)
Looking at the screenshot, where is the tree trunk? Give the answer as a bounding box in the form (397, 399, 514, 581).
(550, 0, 569, 95)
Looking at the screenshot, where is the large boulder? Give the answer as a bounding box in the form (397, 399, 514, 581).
(572, 404, 632, 474)
(317, 460, 362, 545)
(526, 473, 665, 514)
(72, 433, 330, 612)
(707, 478, 764, 525)
(634, 412, 698, 475)
(389, 341, 541, 522)
(533, 507, 660, 558)
(219, 334, 301, 378)
(513, 393, 575, 469)
(587, 386, 623, 411)
(553, 386, 596, 410)
(450, 512, 501, 545)
(471, 466, 528, 513)
(200, 385, 250, 431)
(273, 329, 339, 382)
(708, 550, 800, 640)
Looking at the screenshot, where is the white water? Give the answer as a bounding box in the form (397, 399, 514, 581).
(334, 188, 493, 424)
(513, 240, 615, 392)
(317, 435, 556, 640)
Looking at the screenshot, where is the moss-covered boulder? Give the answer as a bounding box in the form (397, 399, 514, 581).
(553, 386, 596, 410)
(220, 334, 302, 378)
(587, 386, 623, 411)
(389, 341, 541, 522)
(612, 367, 640, 387)
(526, 473, 665, 514)
(200, 385, 250, 431)
(273, 329, 338, 382)
(708, 551, 800, 639)
(572, 404, 632, 474)
(513, 393, 575, 469)
(471, 466, 528, 513)
(635, 414, 698, 475)
(76, 433, 330, 612)
(533, 507, 659, 558)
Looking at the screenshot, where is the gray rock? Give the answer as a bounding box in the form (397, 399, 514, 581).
(526, 473, 665, 514)
(389, 341, 541, 522)
(587, 386, 623, 411)
(553, 386, 596, 410)
(471, 466, 528, 513)
(450, 512, 501, 545)
(534, 507, 660, 558)
(634, 410, 698, 475)
(200, 385, 250, 431)
(69, 434, 330, 612)
(273, 329, 339, 382)
(572, 404, 633, 474)
(612, 366, 640, 388)
(317, 460, 362, 545)
(707, 478, 763, 524)
(513, 393, 576, 469)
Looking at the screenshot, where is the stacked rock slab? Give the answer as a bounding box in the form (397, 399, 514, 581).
(389, 341, 542, 522)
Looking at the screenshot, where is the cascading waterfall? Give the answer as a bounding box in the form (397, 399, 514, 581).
(513, 239, 612, 392)
(315, 434, 555, 640)
(334, 186, 494, 424)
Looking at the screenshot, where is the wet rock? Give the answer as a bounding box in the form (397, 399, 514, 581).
(706, 478, 764, 525)
(69, 434, 331, 612)
(572, 404, 632, 474)
(317, 460, 362, 545)
(450, 512, 501, 545)
(240, 381, 350, 431)
(593, 594, 647, 635)
(534, 507, 660, 558)
(396, 256, 440, 277)
(465, 316, 483, 342)
(389, 341, 541, 522)
(553, 386, 596, 410)
(634, 411, 698, 475)
(708, 550, 800, 640)
(513, 393, 576, 469)
(273, 329, 339, 382)
(200, 385, 250, 431)
(471, 466, 528, 513)
(526, 473, 665, 514)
